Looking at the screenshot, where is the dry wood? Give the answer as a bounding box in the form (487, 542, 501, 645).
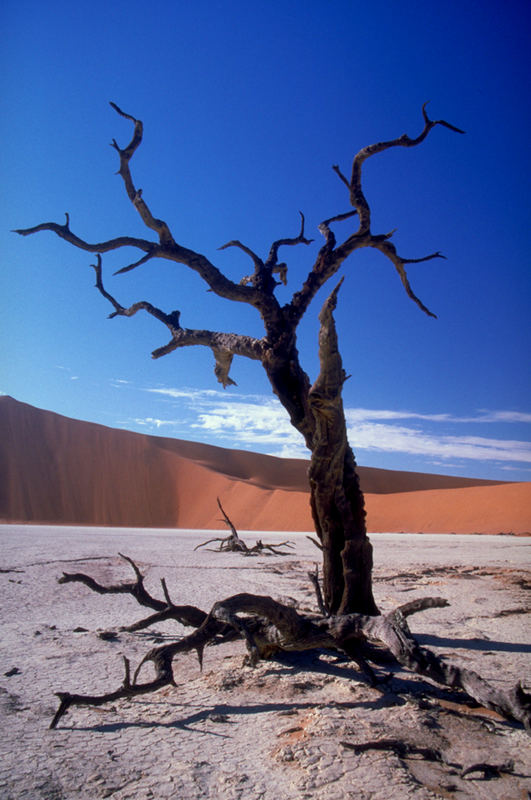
(194, 498, 295, 555)
(48, 558, 531, 733)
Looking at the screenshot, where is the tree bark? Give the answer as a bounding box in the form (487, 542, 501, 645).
(307, 281, 377, 615)
(263, 281, 378, 615)
(47, 571, 531, 732)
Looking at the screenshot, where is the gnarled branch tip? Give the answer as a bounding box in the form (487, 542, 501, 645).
(109, 101, 137, 123)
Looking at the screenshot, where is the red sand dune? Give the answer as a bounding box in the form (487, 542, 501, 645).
(1, 396, 529, 533)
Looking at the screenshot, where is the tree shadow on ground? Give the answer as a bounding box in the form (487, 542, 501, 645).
(64, 694, 402, 734)
(415, 634, 531, 653)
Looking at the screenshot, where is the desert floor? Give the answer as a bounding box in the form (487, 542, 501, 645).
(1, 526, 530, 799)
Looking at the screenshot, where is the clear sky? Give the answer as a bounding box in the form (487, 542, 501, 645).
(1, 0, 530, 481)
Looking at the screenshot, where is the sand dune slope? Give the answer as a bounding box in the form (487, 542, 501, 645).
(365, 482, 530, 535)
(1, 396, 529, 533)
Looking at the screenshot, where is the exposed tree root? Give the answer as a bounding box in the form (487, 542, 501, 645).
(50, 556, 531, 732)
(194, 498, 295, 556)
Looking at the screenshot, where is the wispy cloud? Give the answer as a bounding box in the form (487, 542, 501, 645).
(192, 400, 306, 454)
(345, 408, 531, 425)
(132, 417, 182, 429)
(146, 386, 267, 402)
(137, 385, 531, 467)
(348, 422, 531, 463)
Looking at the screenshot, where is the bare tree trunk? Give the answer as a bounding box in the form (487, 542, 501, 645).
(307, 281, 377, 615)
(309, 443, 377, 615)
(264, 281, 378, 616)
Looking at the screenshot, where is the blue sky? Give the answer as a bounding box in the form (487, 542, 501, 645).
(1, 0, 530, 481)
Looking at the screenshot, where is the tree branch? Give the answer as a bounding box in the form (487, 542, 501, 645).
(107, 103, 266, 305)
(284, 214, 367, 325)
(92, 255, 264, 385)
(48, 587, 531, 731)
(58, 553, 167, 612)
(265, 211, 314, 272)
(346, 102, 465, 232)
(287, 105, 463, 322)
(368, 238, 443, 317)
(109, 102, 175, 246)
(218, 213, 312, 296)
(218, 240, 265, 287)
(13, 213, 155, 256)
(317, 210, 358, 248)
(15, 106, 261, 308)
(113, 249, 161, 275)
(58, 555, 211, 633)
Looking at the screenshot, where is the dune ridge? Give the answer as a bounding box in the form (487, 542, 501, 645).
(1, 395, 529, 533)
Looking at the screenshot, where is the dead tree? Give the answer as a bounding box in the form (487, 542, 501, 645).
(14, 107, 531, 734)
(15, 101, 464, 615)
(194, 497, 294, 555)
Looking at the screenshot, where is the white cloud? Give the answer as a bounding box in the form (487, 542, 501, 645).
(476, 411, 531, 424)
(192, 400, 305, 451)
(345, 408, 453, 423)
(146, 387, 230, 400)
(345, 408, 531, 425)
(126, 416, 188, 433)
(347, 422, 531, 463)
(140, 385, 531, 466)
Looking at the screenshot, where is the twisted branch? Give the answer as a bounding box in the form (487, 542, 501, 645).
(49, 583, 531, 732)
(109, 102, 175, 246)
(15, 102, 463, 350)
(13, 213, 154, 256)
(287, 103, 464, 321)
(218, 240, 265, 287)
(91, 254, 263, 385)
(194, 498, 295, 554)
(344, 101, 465, 232)
(266, 211, 314, 270)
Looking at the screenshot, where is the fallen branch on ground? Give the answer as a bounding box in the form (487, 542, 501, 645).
(49, 555, 531, 732)
(194, 498, 295, 556)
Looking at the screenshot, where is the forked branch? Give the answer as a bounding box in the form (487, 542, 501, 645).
(194, 498, 295, 555)
(343, 102, 465, 232)
(109, 102, 175, 246)
(265, 211, 314, 274)
(91, 254, 264, 385)
(15, 102, 463, 350)
(13, 212, 154, 256)
(49, 580, 531, 731)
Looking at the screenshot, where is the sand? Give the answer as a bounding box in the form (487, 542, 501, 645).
(1, 524, 530, 799)
(2, 396, 530, 534)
